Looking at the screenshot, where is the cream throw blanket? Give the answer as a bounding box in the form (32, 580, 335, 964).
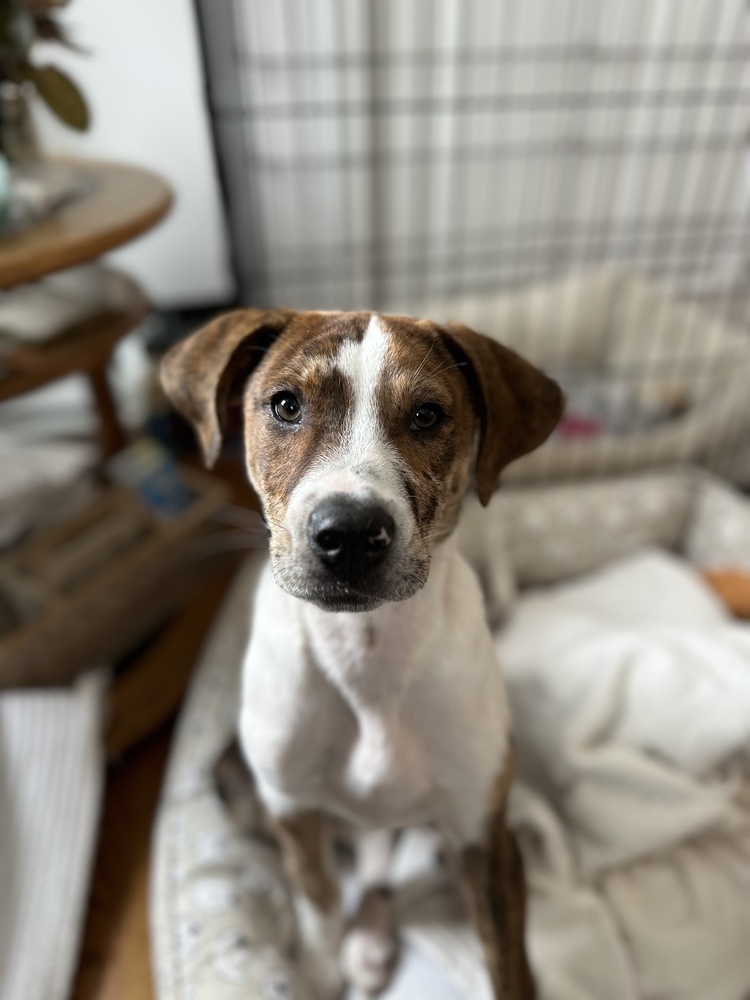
(498, 549, 750, 1000)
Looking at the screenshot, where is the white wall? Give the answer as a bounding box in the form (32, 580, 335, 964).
(33, 0, 235, 307)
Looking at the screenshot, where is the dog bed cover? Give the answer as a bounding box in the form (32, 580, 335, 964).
(151, 469, 750, 1000)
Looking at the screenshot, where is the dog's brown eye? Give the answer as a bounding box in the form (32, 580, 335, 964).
(411, 403, 443, 431)
(272, 392, 302, 423)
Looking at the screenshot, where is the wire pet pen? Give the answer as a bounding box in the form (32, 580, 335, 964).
(197, 0, 750, 483)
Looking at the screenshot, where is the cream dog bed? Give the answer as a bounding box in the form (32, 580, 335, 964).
(151, 468, 750, 1000)
(403, 270, 750, 486)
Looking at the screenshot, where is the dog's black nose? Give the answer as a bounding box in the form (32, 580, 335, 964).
(308, 497, 395, 581)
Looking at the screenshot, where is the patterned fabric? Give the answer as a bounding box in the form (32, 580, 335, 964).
(493, 470, 693, 586)
(150, 468, 750, 1000)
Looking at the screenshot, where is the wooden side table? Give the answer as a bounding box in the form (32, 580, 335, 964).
(0, 159, 172, 454)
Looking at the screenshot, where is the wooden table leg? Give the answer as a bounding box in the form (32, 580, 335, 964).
(88, 362, 127, 456)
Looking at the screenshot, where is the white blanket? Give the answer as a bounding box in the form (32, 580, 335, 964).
(497, 549, 750, 1000)
(380, 549, 750, 1000)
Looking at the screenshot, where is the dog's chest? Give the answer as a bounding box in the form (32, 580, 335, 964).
(240, 555, 509, 837)
(241, 684, 434, 829)
(307, 613, 436, 809)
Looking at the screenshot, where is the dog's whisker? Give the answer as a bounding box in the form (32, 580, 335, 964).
(411, 359, 469, 395)
(265, 517, 289, 533)
(423, 359, 470, 381)
(409, 341, 436, 387)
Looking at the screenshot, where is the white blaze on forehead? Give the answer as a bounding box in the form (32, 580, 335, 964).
(334, 314, 390, 468)
(283, 312, 416, 548)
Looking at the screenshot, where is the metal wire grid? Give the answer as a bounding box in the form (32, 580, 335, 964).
(197, 0, 750, 481)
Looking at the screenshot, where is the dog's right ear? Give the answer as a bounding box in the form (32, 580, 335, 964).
(159, 308, 296, 467)
(441, 321, 564, 505)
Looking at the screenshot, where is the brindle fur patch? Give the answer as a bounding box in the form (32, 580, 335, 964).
(374, 317, 476, 543)
(459, 758, 536, 1000)
(244, 312, 371, 531)
(274, 811, 340, 915)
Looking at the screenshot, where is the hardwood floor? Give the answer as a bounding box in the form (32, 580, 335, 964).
(71, 727, 172, 1000)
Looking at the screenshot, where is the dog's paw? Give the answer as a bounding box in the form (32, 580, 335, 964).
(341, 888, 399, 996)
(341, 930, 397, 995)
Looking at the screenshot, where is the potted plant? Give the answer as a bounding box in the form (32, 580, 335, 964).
(0, 0, 89, 161)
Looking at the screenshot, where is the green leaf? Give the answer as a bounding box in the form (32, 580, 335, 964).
(26, 61, 89, 129)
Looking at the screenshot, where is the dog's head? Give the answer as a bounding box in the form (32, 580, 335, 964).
(161, 310, 562, 612)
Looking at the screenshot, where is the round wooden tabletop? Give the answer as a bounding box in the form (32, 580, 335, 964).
(0, 159, 173, 289)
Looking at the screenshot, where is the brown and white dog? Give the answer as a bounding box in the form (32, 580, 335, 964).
(161, 310, 563, 1000)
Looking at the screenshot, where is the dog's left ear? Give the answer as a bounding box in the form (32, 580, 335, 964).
(441, 322, 564, 505)
(160, 308, 296, 467)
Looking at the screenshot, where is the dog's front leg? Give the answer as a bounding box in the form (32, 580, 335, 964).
(457, 772, 536, 1000)
(274, 811, 344, 1000)
(341, 829, 399, 994)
